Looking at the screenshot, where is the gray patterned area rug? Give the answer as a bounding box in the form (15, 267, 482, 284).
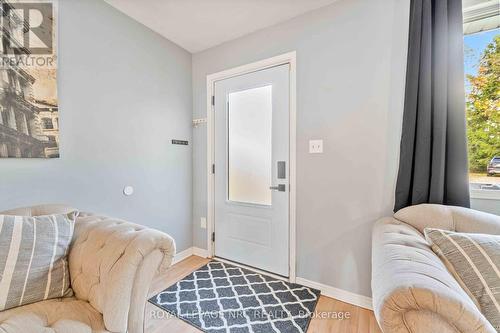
(149, 260, 320, 333)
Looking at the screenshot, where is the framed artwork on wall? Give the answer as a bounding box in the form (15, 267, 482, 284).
(0, 0, 59, 158)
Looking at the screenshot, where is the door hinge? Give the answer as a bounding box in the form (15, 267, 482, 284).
(211, 95, 215, 106)
(212, 164, 215, 174)
(212, 232, 215, 242)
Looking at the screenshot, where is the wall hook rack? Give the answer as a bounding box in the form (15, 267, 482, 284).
(192, 118, 207, 128)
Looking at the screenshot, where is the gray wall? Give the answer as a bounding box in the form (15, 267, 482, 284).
(192, 0, 410, 297)
(0, 0, 193, 251)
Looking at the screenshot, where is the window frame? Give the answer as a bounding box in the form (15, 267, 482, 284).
(463, 19, 499, 203)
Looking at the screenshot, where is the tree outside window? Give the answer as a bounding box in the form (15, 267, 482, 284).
(464, 29, 499, 186)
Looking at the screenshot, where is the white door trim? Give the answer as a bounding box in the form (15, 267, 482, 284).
(206, 51, 297, 282)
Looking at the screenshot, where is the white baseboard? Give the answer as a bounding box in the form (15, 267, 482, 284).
(295, 277, 373, 310)
(193, 247, 209, 258)
(172, 247, 193, 265)
(172, 247, 209, 265)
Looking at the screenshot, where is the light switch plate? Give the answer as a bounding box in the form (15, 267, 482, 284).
(200, 217, 207, 229)
(309, 140, 323, 154)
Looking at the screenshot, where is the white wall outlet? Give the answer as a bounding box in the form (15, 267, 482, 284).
(200, 217, 207, 229)
(309, 140, 323, 154)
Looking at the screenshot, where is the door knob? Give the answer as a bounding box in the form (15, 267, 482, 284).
(269, 184, 286, 192)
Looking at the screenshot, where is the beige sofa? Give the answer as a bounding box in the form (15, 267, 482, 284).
(372, 204, 500, 333)
(0, 204, 176, 333)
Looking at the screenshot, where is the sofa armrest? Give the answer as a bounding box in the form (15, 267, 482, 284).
(371, 217, 495, 333)
(68, 213, 176, 333)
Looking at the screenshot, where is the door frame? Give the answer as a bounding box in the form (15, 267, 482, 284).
(206, 51, 297, 282)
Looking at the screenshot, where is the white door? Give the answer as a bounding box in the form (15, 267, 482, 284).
(214, 64, 290, 277)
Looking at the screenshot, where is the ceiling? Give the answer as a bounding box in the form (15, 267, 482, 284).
(104, 0, 338, 53)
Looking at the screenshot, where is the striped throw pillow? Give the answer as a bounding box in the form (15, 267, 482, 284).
(425, 228, 500, 331)
(0, 212, 76, 311)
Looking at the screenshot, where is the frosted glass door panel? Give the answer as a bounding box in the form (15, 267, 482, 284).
(214, 63, 290, 276)
(228, 85, 272, 205)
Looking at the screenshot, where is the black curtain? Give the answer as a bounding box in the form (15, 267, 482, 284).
(394, 0, 470, 212)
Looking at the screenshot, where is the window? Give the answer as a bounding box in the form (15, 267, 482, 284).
(227, 85, 273, 205)
(0, 107, 5, 125)
(463, 25, 499, 192)
(2, 70, 8, 84)
(15, 77, 20, 93)
(42, 117, 54, 129)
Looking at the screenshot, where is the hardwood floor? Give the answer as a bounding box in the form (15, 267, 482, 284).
(146, 256, 382, 333)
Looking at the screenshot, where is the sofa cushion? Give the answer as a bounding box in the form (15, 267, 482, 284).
(425, 228, 500, 331)
(0, 297, 109, 333)
(0, 213, 76, 311)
